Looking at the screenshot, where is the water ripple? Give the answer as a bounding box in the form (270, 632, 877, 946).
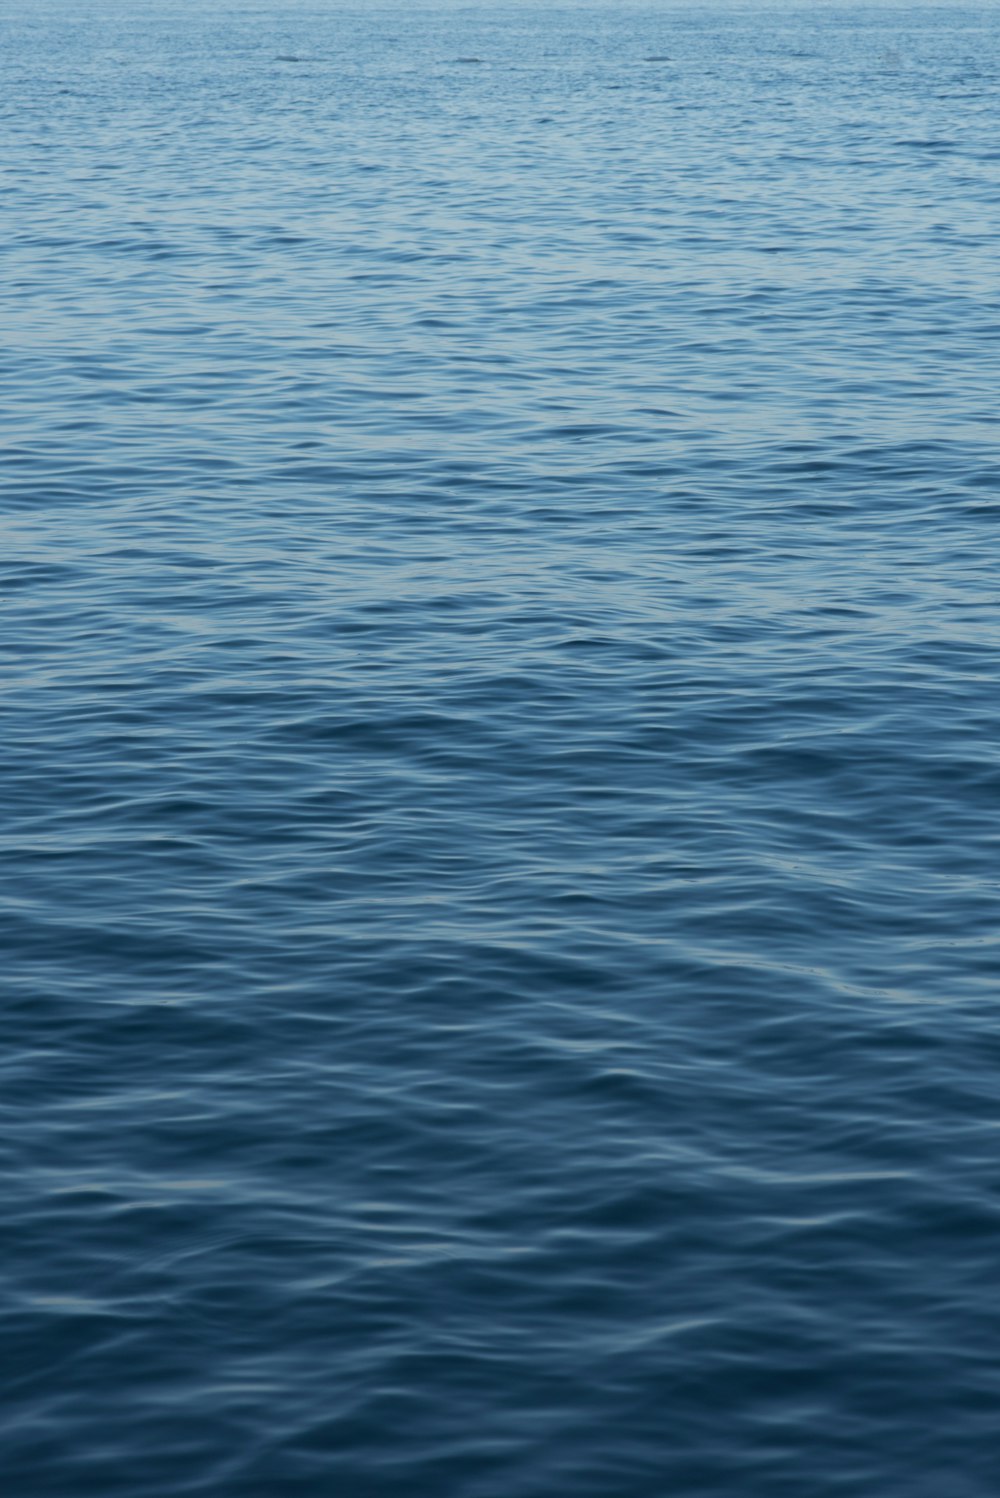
(3, 2, 1000, 1495)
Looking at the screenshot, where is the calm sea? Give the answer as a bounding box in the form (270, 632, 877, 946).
(3, 2, 999, 1493)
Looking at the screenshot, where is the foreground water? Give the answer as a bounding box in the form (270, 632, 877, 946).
(3, 2, 1000, 1492)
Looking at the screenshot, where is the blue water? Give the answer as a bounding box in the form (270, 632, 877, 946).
(4, 2, 1000, 1492)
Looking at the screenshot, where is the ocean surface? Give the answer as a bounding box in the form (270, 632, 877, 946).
(3, 1, 1000, 1492)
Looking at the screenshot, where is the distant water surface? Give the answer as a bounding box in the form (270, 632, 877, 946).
(3, 3, 1000, 1494)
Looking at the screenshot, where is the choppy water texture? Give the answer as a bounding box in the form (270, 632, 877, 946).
(4, 1, 1000, 1492)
